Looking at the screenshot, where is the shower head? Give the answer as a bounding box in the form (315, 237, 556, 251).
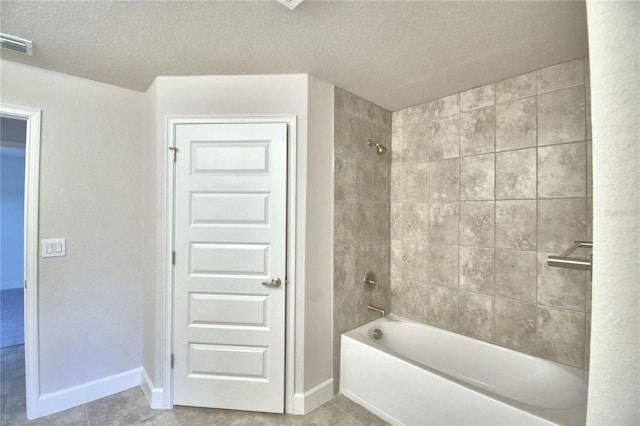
(368, 139, 388, 156)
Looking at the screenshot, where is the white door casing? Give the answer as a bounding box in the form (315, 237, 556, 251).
(172, 122, 287, 412)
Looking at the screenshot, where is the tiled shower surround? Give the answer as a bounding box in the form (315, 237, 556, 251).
(332, 58, 592, 394)
(390, 58, 593, 369)
(333, 88, 391, 391)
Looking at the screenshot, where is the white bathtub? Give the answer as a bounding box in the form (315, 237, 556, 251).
(340, 315, 588, 425)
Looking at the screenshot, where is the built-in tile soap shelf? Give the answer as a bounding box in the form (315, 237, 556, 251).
(547, 241, 592, 271)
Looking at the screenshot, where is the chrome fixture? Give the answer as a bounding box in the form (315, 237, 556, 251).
(262, 277, 282, 288)
(0, 33, 33, 55)
(367, 305, 385, 317)
(368, 139, 388, 156)
(363, 271, 378, 289)
(548, 241, 592, 272)
(369, 328, 383, 340)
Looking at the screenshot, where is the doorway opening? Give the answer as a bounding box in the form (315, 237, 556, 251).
(1, 116, 27, 349)
(0, 104, 41, 420)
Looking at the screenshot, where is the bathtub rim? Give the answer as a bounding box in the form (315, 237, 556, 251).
(341, 314, 588, 426)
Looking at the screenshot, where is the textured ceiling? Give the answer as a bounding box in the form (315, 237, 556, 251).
(0, 0, 589, 111)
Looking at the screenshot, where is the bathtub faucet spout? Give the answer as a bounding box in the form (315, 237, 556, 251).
(367, 304, 385, 316)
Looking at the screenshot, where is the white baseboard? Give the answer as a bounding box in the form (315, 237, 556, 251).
(292, 378, 334, 415)
(141, 367, 167, 409)
(28, 368, 142, 420)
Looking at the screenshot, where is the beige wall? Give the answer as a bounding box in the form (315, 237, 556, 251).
(390, 58, 593, 368)
(304, 76, 335, 391)
(0, 64, 336, 411)
(141, 79, 159, 386)
(586, 1, 640, 423)
(333, 87, 392, 392)
(0, 59, 144, 393)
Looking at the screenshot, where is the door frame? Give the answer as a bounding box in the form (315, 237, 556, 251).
(164, 115, 297, 412)
(0, 104, 41, 419)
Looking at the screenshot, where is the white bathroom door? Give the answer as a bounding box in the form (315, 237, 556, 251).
(172, 122, 287, 412)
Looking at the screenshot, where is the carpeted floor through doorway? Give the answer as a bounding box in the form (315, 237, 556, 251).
(0, 288, 24, 348)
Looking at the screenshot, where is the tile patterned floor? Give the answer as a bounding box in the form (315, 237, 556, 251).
(0, 345, 388, 426)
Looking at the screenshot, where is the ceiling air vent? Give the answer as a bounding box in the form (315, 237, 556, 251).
(1, 33, 33, 55)
(277, 0, 304, 10)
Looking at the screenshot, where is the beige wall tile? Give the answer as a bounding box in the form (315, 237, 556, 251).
(585, 314, 591, 369)
(403, 118, 429, 164)
(459, 201, 495, 247)
(586, 140, 593, 197)
(495, 298, 536, 354)
(373, 165, 390, 204)
(428, 284, 459, 332)
(354, 117, 375, 162)
(402, 202, 429, 242)
(537, 252, 587, 311)
(356, 161, 374, 201)
(494, 249, 537, 303)
(536, 306, 585, 367)
(537, 59, 585, 94)
(429, 94, 460, 119)
(586, 86, 592, 140)
(401, 241, 428, 281)
(335, 87, 355, 114)
(496, 97, 536, 151)
(429, 243, 459, 288)
(391, 118, 404, 165)
(335, 157, 356, 201)
(460, 106, 495, 156)
(355, 284, 380, 327)
(391, 165, 402, 201)
(334, 88, 393, 387)
(390, 240, 402, 278)
(392, 279, 429, 323)
(538, 86, 586, 146)
(428, 202, 459, 244)
(496, 72, 536, 104)
(460, 84, 495, 111)
(459, 246, 494, 295)
(373, 203, 390, 243)
(429, 158, 459, 201)
(334, 288, 356, 335)
(404, 103, 430, 129)
(495, 148, 537, 200)
(495, 200, 537, 250)
(354, 243, 375, 288)
(386, 60, 592, 369)
(334, 112, 355, 159)
(538, 142, 586, 198)
(460, 153, 495, 200)
(402, 162, 429, 201)
(459, 291, 494, 341)
(334, 200, 356, 245)
(428, 115, 460, 159)
(354, 201, 373, 243)
(537, 198, 587, 253)
(586, 198, 593, 240)
(390, 202, 403, 240)
(334, 244, 356, 292)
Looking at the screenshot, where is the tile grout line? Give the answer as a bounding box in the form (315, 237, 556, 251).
(492, 86, 497, 345)
(534, 67, 540, 357)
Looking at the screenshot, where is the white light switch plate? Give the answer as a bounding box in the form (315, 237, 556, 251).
(42, 238, 66, 258)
